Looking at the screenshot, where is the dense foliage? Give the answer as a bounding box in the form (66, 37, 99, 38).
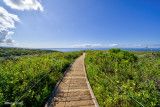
(85, 49, 160, 107)
(0, 48, 56, 59)
(0, 51, 82, 106)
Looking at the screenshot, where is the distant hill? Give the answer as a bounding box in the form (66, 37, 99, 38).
(0, 47, 58, 58)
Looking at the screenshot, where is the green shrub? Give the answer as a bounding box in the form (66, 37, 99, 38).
(85, 49, 160, 107)
(0, 51, 82, 106)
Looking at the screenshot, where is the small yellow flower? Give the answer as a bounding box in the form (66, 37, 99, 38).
(10, 81, 13, 83)
(29, 90, 32, 93)
(11, 103, 15, 107)
(138, 94, 141, 96)
(130, 87, 133, 89)
(151, 102, 156, 106)
(124, 85, 127, 88)
(132, 83, 136, 86)
(123, 92, 126, 95)
(116, 81, 120, 83)
(32, 96, 33, 98)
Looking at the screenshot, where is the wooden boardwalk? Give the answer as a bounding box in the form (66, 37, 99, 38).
(45, 53, 99, 107)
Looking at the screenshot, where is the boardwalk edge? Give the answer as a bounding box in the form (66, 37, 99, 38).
(83, 53, 100, 107)
(44, 56, 78, 107)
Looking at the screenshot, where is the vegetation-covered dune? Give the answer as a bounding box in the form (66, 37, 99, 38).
(0, 48, 57, 61)
(0, 48, 82, 106)
(85, 49, 160, 107)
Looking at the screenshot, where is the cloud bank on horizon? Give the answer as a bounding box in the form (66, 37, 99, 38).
(71, 44, 118, 48)
(0, 0, 43, 46)
(71, 43, 160, 48)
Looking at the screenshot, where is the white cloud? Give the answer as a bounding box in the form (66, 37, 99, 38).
(0, 7, 20, 29)
(71, 44, 102, 48)
(3, 0, 43, 11)
(0, 6, 20, 46)
(107, 44, 118, 47)
(150, 44, 160, 47)
(71, 43, 119, 48)
(133, 44, 142, 47)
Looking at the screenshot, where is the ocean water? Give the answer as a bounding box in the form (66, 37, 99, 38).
(44, 48, 160, 52)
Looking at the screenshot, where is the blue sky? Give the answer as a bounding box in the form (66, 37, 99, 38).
(0, 0, 160, 48)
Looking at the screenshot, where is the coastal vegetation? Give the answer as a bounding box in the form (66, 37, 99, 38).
(85, 49, 160, 107)
(0, 48, 82, 106)
(1, 47, 160, 106)
(0, 48, 56, 61)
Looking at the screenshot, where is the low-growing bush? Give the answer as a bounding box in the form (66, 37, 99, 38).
(0, 51, 82, 106)
(85, 49, 160, 107)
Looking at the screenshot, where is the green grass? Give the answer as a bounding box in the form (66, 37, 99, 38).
(85, 49, 160, 107)
(0, 48, 82, 107)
